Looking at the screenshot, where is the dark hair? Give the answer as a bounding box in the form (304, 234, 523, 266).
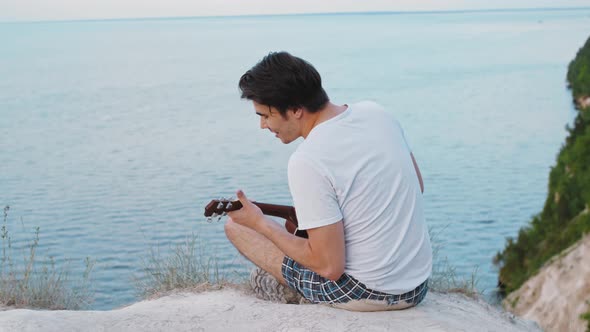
(238, 52, 329, 115)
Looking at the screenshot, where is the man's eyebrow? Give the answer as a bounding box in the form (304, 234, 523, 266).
(255, 112, 265, 116)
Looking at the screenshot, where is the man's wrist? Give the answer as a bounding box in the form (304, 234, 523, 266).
(252, 215, 269, 233)
(255, 215, 280, 239)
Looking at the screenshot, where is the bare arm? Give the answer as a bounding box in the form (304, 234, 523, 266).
(411, 152, 424, 193)
(256, 218, 345, 280)
(227, 190, 345, 281)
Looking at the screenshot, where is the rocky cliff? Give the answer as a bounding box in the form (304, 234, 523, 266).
(496, 35, 590, 332)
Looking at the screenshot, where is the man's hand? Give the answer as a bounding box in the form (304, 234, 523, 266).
(226, 190, 265, 230)
(226, 189, 345, 281)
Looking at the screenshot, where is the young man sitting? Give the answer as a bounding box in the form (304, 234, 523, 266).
(225, 51, 432, 311)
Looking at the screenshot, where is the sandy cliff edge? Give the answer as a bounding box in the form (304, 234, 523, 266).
(504, 233, 590, 332)
(0, 289, 539, 332)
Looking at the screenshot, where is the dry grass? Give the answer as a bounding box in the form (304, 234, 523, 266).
(135, 226, 482, 302)
(0, 205, 94, 310)
(428, 226, 481, 298)
(134, 233, 249, 300)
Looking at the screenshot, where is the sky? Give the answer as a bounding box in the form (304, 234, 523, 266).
(1, 0, 590, 22)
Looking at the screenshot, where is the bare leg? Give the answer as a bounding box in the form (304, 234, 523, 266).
(224, 218, 287, 285)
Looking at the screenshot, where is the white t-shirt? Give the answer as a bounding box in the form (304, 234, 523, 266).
(287, 101, 432, 294)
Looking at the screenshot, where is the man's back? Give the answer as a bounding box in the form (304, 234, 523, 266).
(288, 101, 432, 294)
(231, 52, 430, 310)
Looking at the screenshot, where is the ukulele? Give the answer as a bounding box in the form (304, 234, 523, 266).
(204, 199, 308, 238)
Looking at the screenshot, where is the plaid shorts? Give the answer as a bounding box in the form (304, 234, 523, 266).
(281, 256, 428, 306)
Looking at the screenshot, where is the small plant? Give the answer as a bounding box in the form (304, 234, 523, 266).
(0, 205, 94, 310)
(429, 256, 480, 298)
(134, 233, 242, 299)
(581, 304, 590, 332)
(428, 226, 481, 298)
(509, 295, 520, 309)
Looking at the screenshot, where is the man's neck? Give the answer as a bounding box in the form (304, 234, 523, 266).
(301, 102, 348, 139)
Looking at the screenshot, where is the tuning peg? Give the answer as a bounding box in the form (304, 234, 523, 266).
(217, 202, 224, 210)
(206, 217, 212, 223)
(226, 202, 233, 209)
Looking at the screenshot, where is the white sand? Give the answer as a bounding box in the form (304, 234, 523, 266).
(0, 289, 539, 332)
(505, 233, 590, 332)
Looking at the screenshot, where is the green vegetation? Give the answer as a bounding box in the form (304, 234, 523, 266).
(495, 36, 590, 294)
(582, 309, 590, 332)
(567, 37, 590, 99)
(0, 206, 94, 310)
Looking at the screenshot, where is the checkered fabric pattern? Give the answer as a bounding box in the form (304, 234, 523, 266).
(281, 256, 428, 305)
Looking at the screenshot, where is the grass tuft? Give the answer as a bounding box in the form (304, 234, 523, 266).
(134, 234, 246, 299)
(0, 205, 94, 310)
(428, 226, 481, 298)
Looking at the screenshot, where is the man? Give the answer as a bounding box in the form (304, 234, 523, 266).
(225, 51, 432, 311)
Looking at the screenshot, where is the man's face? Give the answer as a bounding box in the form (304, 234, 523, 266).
(253, 101, 300, 144)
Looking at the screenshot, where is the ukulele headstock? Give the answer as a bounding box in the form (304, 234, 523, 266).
(204, 198, 243, 222)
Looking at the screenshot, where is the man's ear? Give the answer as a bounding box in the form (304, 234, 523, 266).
(292, 107, 304, 119)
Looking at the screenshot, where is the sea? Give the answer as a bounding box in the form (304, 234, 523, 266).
(1, 8, 590, 309)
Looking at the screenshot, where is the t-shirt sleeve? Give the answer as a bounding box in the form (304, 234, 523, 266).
(287, 153, 343, 230)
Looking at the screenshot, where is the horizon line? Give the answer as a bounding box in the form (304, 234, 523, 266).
(2, 6, 590, 25)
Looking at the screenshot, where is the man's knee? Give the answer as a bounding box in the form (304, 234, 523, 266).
(224, 219, 238, 244)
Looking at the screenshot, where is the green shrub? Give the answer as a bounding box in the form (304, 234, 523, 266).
(568, 36, 590, 99)
(581, 309, 590, 332)
(495, 36, 590, 294)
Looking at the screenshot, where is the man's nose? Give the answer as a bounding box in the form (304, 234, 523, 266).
(260, 117, 267, 129)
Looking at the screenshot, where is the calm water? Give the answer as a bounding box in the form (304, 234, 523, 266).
(1, 9, 590, 309)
